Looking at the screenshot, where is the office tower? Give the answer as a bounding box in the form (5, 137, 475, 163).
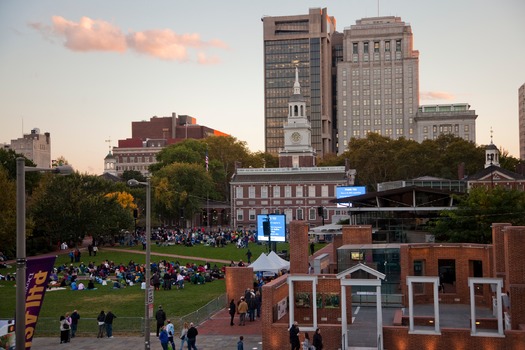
(518, 84, 525, 160)
(9, 128, 51, 168)
(262, 8, 337, 158)
(337, 17, 420, 153)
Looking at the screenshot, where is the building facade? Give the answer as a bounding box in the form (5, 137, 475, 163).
(104, 113, 228, 176)
(8, 128, 51, 168)
(414, 103, 477, 142)
(262, 8, 337, 158)
(518, 84, 525, 160)
(337, 16, 420, 151)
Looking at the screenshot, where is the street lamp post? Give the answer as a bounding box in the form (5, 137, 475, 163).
(127, 178, 152, 350)
(16, 157, 73, 350)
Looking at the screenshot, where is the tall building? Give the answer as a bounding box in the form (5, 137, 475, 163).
(337, 16, 420, 152)
(8, 128, 51, 168)
(518, 84, 525, 160)
(262, 8, 337, 158)
(414, 103, 477, 142)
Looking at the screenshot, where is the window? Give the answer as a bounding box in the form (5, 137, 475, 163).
(285, 186, 292, 198)
(236, 209, 243, 221)
(261, 186, 268, 198)
(385, 41, 391, 52)
(353, 42, 358, 54)
(423, 126, 428, 133)
(464, 125, 469, 132)
(438, 259, 456, 294)
(273, 186, 280, 198)
(309, 208, 317, 220)
(308, 185, 316, 197)
(374, 41, 379, 53)
(235, 187, 243, 199)
(296, 186, 303, 198)
(363, 42, 369, 53)
(296, 208, 304, 220)
(396, 39, 401, 52)
(248, 187, 255, 199)
(249, 209, 256, 221)
(413, 260, 425, 294)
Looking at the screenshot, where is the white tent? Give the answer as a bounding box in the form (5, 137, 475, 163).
(248, 253, 283, 273)
(267, 251, 290, 271)
(309, 223, 342, 234)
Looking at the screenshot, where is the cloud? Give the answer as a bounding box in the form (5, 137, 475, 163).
(420, 91, 455, 101)
(29, 16, 228, 63)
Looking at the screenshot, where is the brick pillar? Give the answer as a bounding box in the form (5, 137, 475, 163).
(492, 223, 511, 280)
(225, 267, 255, 306)
(503, 226, 525, 329)
(342, 225, 372, 245)
(289, 220, 309, 274)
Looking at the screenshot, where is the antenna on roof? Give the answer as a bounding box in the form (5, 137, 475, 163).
(378, 0, 380, 16)
(490, 127, 493, 144)
(105, 137, 112, 153)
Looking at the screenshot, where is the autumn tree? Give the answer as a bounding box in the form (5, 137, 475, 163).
(0, 167, 16, 258)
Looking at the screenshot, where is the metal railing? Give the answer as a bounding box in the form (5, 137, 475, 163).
(31, 293, 228, 337)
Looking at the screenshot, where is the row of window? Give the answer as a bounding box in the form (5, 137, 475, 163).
(118, 156, 155, 163)
(343, 108, 411, 117)
(234, 184, 334, 199)
(422, 124, 470, 133)
(236, 207, 323, 222)
(352, 40, 402, 55)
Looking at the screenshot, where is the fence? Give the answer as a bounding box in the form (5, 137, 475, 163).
(31, 293, 228, 337)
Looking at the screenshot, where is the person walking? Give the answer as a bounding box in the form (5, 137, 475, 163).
(165, 319, 175, 350)
(104, 310, 117, 338)
(59, 315, 71, 344)
(156, 305, 167, 337)
(302, 332, 314, 350)
(237, 297, 248, 326)
(179, 321, 189, 350)
(186, 322, 198, 350)
(159, 326, 169, 350)
(237, 335, 244, 350)
(70, 309, 80, 338)
(229, 299, 236, 326)
(289, 321, 300, 350)
(96, 310, 105, 338)
(312, 328, 323, 350)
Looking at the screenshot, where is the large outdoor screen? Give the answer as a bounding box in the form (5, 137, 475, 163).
(256, 214, 286, 242)
(336, 186, 367, 207)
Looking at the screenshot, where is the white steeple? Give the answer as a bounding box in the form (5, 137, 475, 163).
(293, 67, 301, 95)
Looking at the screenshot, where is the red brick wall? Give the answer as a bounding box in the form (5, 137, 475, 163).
(289, 221, 309, 274)
(400, 244, 493, 306)
(383, 327, 525, 350)
(492, 223, 511, 281)
(342, 225, 372, 245)
(225, 267, 255, 307)
(504, 226, 525, 329)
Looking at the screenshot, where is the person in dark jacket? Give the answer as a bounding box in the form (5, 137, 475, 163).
(104, 310, 117, 338)
(155, 305, 167, 337)
(289, 321, 300, 350)
(70, 310, 80, 338)
(186, 322, 198, 350)
(96, 311, 105, 338)
(229, 299, 236, 326)
(158, 326, 169, 350)
(312, 328, 323, 350)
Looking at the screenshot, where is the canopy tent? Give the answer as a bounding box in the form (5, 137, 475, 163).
(248, 253, 283, 273)
(309, 223, 343, 234)
(267, 251, 290, 271)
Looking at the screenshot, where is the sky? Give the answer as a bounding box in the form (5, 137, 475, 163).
(1, 0, 524, 174)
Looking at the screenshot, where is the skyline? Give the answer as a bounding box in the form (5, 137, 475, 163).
(1, 0, 524, 174)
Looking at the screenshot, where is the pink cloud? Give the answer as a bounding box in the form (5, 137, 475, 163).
(420, 91, 455, 101)
(51, 16, 127, 52)
(29, 16, 228, 63)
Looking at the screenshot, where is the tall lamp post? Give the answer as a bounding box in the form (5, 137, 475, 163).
(127, 178, 152, 350)
(16, 157, 73, 350)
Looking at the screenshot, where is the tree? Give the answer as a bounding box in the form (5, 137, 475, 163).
(122, 170, 146, 183)
(0, 167, 16, 258)
(431, 187, 525, 243)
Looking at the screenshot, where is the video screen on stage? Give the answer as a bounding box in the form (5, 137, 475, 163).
(336, 186, 366, 207)
(256, 214, 287, 242)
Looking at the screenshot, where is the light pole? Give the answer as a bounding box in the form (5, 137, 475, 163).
(16, 157, 73, 350)
(127, 178, 152, 350)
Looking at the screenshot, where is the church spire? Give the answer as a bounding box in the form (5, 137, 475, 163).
(293, 67, 301, 95)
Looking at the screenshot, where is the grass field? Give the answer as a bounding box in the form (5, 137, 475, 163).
(0, 240, 312, 320)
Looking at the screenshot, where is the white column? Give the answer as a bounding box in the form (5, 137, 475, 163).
(340, 284, 347, 349)
(376, 284, 383, 350)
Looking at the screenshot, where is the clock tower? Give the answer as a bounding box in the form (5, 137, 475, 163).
(279, 67, 316, 168)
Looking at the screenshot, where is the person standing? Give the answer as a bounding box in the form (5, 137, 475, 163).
(179, 321, 189, 350)
(229, 299, 236, 326)
(312, 328, 323, 350)
(289, 321, 300, 350)
(302, 332, 313, 350)
(70, 309, 80, 338)
(165, 319, 175, 350)
(97, 310, 105, 338)
(59, 315, 71, 344)
(237, 335, 244, 350)
(186, 322, 198, 350)
(245, 249, 252, 263)
(158, 326, 169, 350)
(237, 297, 248, 326)
(155, 305, 167, 337)
(104, 310, 117, 338)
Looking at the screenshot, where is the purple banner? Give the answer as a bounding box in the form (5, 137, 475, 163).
(23, 256, 56, 350)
